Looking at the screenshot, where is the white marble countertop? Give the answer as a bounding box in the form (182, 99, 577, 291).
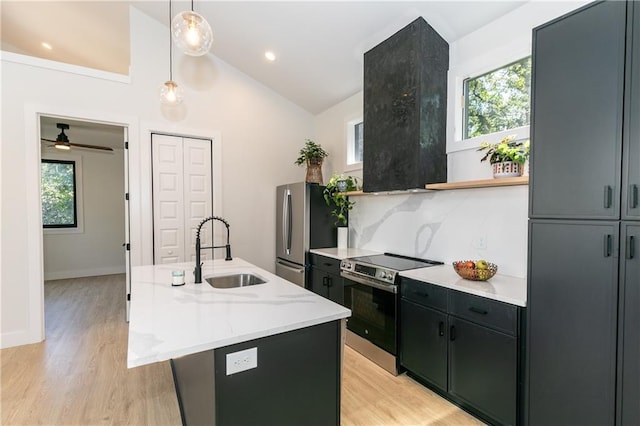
(309, 247, 381, 260)
(127, 258, 351, 368)
(400, 265, 527, 307)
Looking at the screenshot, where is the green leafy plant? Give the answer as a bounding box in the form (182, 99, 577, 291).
(294, 139, 328, 166)
(323, 174, 359, 226)
(477, 135, 530, 164)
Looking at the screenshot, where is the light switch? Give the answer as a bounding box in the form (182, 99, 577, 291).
(226, 347, 258, 375)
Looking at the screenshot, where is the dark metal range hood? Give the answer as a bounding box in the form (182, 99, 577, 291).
(363, 17, 449, 193)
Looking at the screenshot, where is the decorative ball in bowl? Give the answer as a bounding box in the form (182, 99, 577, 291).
(453, 260, 498, 281)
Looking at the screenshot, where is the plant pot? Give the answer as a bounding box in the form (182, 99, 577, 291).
(492, 161, 523, 178)
(337, 227, 348, 249)
(305, 158, 323, 184)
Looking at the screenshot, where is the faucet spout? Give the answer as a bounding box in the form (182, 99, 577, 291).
(194, 216, 232, 284)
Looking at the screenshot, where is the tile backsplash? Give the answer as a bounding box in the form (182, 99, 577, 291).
(348, 186, 528, 277)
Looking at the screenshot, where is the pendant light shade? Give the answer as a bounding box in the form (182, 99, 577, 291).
(172, 9, 213, 56)
(160, 80, 184, 105)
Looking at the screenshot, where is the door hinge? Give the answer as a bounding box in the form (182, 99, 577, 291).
(127, 293, 131, 301)
(125, 243, 130, 251)
(125, 193, 129, 201)
(125, 141, 129, 149)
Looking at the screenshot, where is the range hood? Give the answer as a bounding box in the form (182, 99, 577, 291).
(363, 17, 449, 193)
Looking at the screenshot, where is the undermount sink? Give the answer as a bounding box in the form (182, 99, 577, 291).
(205, 273, 267, 289)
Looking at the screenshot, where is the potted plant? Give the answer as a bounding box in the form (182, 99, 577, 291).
(323, 174, 359, 248)
(294, 139, 328, 184)
(477, 135, 530, 178)
(323, 174, 358, 226)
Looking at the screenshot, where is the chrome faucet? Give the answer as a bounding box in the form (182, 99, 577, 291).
(194, 216, 232, 284)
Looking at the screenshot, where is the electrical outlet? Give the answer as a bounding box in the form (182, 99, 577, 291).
(226, 347, 258, 375)
(472, 235, 488, 250)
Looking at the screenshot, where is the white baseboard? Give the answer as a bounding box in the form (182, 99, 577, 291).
(44, 265, 126, 281)
(0, 329, 43, 349)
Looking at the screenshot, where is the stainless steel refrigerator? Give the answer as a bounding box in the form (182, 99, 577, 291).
(275, 182, 336, 287)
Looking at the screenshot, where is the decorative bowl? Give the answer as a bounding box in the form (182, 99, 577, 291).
(453, 260, 498, 281)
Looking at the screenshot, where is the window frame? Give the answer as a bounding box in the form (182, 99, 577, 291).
(41, 153, 84, 234)
(462, 56, 531, 141)
(449, 43, 532, 153)
(344, 116, 363, 171)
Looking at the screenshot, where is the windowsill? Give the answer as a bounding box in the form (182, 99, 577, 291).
(447, 125, 530, 154)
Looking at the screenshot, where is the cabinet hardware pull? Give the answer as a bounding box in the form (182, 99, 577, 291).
(604, 185, 613, 209)
(450, 325, 456, 341)
(323, 262, 333, 267)
(438, 321, 445, 337)
(327, 277, 333, 288)
(322, 276, 329, 287)
(627, 236, 635, 259)
(604, 234, 612, 257)
(630, 184, 639, 209)
(469, 306, 488, 315)
(417, 291, 429, 298)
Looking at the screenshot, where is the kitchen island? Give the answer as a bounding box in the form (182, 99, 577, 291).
(127, 258, 350, 426)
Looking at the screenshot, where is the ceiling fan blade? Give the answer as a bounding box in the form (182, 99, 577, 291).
(41, 138, 57, 143)
(68, 142, 114, 152)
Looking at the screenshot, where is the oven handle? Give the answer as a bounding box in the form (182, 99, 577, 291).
(341, 271, 397, 294)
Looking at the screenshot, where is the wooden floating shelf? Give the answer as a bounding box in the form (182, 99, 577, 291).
(341, 177, 528, 196)
(425, 176, 529, 190)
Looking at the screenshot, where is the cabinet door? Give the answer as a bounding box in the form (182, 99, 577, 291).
(309, 268, 329, 299)
(399, 299, 448, 392)
(527, 220, 619, 425)
(448, 317, 517, 426)
(530, 1, 625, 219)
(327, 273, 344, 306)
(623, 1, 640, 220)
(620, 223, 640, 425)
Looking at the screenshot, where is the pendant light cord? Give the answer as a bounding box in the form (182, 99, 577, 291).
(169, 0, 173, 81)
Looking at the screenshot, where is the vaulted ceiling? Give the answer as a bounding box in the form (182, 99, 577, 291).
(1, 1, 527, 114)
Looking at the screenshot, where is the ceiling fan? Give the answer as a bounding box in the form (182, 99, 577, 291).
(41, 123, 114, 152)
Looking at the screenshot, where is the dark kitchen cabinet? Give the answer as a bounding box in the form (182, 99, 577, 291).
(363, 17, 448, 192)
(623, 0, 640, 220)
(529, 0, 625, 219)
(620, 223, 639, 425)
(528, 2, 640, 425)
(309, 253, 344, 306)
(400, 278, 521, 426)
(527, 220, 619, 425)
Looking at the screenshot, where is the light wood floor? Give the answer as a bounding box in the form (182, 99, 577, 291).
(1, 275, 483, 425)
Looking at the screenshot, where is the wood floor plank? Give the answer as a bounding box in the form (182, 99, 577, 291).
(1, 274, 483, 425)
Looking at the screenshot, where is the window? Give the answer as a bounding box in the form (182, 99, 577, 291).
(346, 118, 364, 169)
(41, 159, 77, 228)
(464, 56, 531, 139)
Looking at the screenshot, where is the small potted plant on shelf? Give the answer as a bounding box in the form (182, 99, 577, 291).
(294, 139, 328, 184)
(477, 135, 530, 178)
(323, 173, 359, 248)
(323, 173, 359, 226)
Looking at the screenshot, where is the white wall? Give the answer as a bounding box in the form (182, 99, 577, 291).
(1, 7, 313, 348)
(313, 1, 589, 278)
(41, 147, 125, 281)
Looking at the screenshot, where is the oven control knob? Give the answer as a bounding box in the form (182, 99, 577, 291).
(379, 271, 387, 279)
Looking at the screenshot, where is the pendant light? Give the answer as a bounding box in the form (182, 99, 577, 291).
(160, 0, 183, 105)
(171, 0, 213, 57)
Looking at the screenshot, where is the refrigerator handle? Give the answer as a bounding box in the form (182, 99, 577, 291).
(283, 189, 292, 255)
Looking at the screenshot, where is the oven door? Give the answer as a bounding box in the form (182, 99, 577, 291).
(342, 272, 397, 355)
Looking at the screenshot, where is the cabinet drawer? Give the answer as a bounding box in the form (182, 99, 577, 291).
(449, 291, 518, 336)
(309, 253, 341, 275)
(400, 278, 447, 312)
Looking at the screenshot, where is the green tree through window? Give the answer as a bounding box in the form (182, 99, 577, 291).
(464, 57, 531, 139)
(41, 159, 77, 227)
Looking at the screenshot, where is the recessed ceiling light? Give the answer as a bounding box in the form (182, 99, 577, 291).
(265, 51, 276, 62)
(41, 42, 53, 50)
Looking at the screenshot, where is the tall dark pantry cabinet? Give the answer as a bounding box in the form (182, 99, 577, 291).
(527, 1, 639, 425)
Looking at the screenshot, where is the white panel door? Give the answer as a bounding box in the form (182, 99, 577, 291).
(152, 135, 185, 264)
(152, 134, 213, 265)
(183, 137, 212, 262)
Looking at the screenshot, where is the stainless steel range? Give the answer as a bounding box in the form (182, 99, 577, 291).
(340, 253, 442, 375)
